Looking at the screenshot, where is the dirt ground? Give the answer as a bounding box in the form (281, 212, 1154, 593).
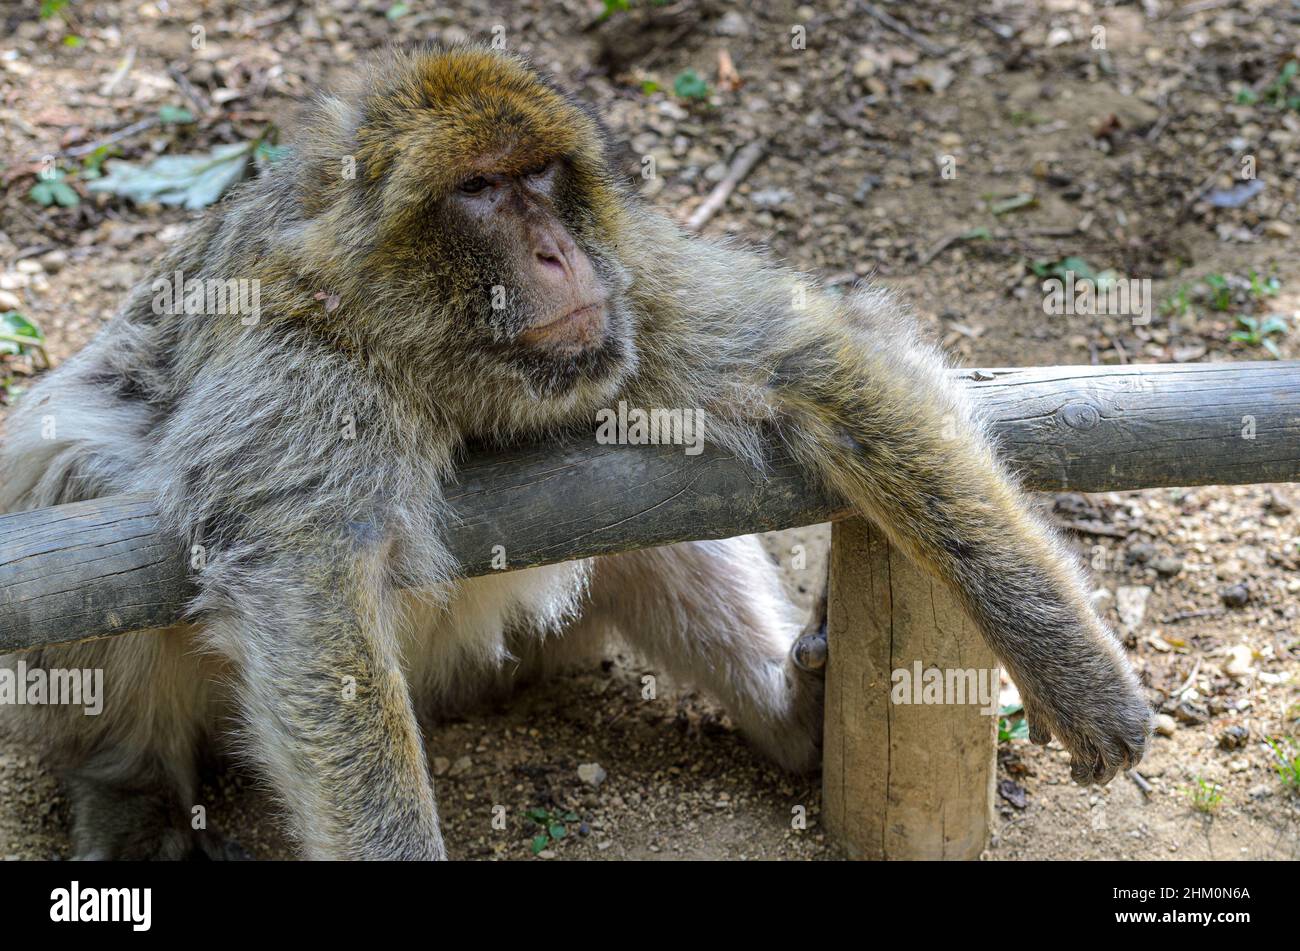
(1, 0, 1297, 861)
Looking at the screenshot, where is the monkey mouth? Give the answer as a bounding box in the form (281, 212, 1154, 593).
(517, 302, 608, 354)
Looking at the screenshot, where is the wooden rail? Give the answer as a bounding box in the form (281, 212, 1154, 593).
(2, 360, 1298, 859)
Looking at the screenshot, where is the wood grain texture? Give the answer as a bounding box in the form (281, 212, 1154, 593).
(822, 517, 997, 859)
(2, 361, 1297, 650)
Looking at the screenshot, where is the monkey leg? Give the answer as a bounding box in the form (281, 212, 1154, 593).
(1, 629, 222, 860)
(199, 543, 445, 860)
(765, 299, 1151, 784)
(583, 536, 825, 773)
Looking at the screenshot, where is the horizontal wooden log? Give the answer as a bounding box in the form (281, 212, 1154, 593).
(2, 361, 1297, 652)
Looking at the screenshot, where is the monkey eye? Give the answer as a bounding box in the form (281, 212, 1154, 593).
(522, 161, 552, 179)
(458, 176, 491, 195)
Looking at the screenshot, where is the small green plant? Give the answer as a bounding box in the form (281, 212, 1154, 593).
(28, 168, 80, 208)
(1160, 284, 1192, 318)
(997, 703, 1028, 743)
(79, 143, 121, 180)
(1266, 739, 1300, 793)
(40, 0, 82, 48)
(1237, 61, 1300, 110)
(1189, 778, 1224, 814)
(1029, 256, 1096, 281)
(158, 105, 195, 125)
(0, 311, 48, 372)
(1230, 314, 1288, 358)
(385, 2, 409, 20)
(1007, 109, 1048, 127)
(525, 807, 579, 854)
(1204, 273, 1232, 311)
(1247, 269, 1281, 300)
(673, 69, 710, 102)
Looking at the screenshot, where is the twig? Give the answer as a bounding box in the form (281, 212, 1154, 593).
(168, 65, 211, 118)
(247, 4, 300, 31)
(641, 19, 695, 71)
(858, 2, 949, 57)
(1161, 607, 1224, 624)
(1171, 0, 1237, 18)
(40, 116, 161, 161)
(1126, 770, 1153, 796)
(0, 334, 50, 369)
(1172, 657, 1201, 700)
(920, 225, 1082, 266)
(99, 46, 136, 97)
(685, 137, 767, 232)
(14, 244, 57, 262)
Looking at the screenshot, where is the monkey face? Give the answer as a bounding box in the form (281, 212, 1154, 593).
(441, 157, 635, 398)
(344, 48, 639, 407)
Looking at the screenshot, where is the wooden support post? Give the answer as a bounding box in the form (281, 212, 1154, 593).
(822, 517, 998, 860)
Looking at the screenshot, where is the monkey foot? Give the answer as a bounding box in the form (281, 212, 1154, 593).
(790, 623, 828, 674)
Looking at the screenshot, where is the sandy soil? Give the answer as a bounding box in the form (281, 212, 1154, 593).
(0, 0, 1297, 860)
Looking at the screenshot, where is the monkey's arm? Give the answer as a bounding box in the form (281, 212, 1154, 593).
(201, 539, 444, 859)
(628, 235, 1150, 785)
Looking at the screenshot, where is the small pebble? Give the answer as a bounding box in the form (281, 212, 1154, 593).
(1221, 584, 1250, 608)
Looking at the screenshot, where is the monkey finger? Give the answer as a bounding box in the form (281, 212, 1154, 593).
(1093, 755, 1121, 786)
(1070, 757, 1097, 785)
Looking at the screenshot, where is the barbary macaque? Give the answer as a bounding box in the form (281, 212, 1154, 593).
(0, 47, 1150, 859)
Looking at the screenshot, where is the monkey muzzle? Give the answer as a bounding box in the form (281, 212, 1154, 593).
(517, 301, 609, 357)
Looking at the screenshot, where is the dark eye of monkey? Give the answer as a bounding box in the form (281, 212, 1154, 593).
(458, 176, 490, 195)
(522, 161, 551, 179)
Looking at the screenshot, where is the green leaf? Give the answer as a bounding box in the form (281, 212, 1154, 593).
(531, 834, 549, 854)
(525, 807, 550, 823)
(673, 69, 710, 101)
(159, 105, 195, 125)
(81, 144, 120, 178)
(601, 0, 632, 20)
(0, 311, 44, 356)
(87, 141, 253, 210)
(989, 193, 1036, 216)
(1259, 316, 1289, 336)
(998, 702, 1023, 717)
(385, 2, 409, 20)
(50, 181, 80, 206)
(562, 811, 579, 822)
(548, 823, 567, 840)
(1056, 256, 1095, 281)
(62, 35, 82, 47)
(998, 716, 1029, 742)
(1262, 338, 1282, 359)
(29, 181, 55, 206)
(40, 0, 69, 18)
(961, 227, 992, 241)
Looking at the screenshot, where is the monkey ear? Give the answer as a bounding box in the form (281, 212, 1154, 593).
(291, 93, 372, 219)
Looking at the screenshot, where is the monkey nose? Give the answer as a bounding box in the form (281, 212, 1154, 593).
(535, 249, 569, 278)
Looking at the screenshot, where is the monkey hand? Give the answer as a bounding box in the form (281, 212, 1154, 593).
(1020, 643, 1153, 786)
